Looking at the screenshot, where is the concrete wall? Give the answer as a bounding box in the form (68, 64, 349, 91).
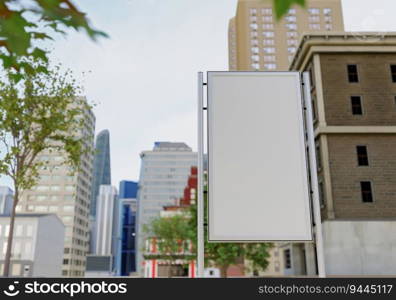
(33, 215, 65, 277)
(323, 220, 396, 275)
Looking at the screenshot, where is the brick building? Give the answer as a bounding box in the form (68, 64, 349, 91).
(286, 33, 396, 276)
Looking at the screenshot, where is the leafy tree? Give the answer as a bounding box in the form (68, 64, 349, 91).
(188, 187, 273, 278)
(144, 214, 193, 277)
(0, 59, 92, 277)
(0, 0, 107, 74)
(273, 0, 306, 19)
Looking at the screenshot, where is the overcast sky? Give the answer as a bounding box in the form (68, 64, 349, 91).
(1, 0, 396, 188)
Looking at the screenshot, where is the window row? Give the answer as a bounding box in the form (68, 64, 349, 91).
(347, 64, 396, 83)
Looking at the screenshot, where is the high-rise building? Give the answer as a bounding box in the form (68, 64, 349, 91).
(16, 97, 96, 277)
(90, 130, 111, 217)
(93, 185, 118, 256)
(116, 180, 138, 276)
(228, 0, 344, 71)
(0, 186, 13, 216)
(288, 33, 396, 276)
(0, 214, 65, 277)
(136, 142, 197, 274)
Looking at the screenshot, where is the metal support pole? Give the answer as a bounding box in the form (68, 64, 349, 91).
(302, 72, 326, 278)
(197, 72, 205, 277)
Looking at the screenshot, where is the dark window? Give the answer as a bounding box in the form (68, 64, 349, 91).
(356, 146, 369, 166)
(360, 181, 373, 203)
(391, 65, 396, 82)
(319, 182, 325, 206)
(315, 142, 322, 170)
(351, 96, 363, 115)
(284, 249, 291, 269)
(347, 64, 359, 82)
(394, 96, 396, 108)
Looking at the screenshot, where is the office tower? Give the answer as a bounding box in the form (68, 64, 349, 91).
(136, 142, 197, 274)
(0, 214, 65, 277)
(144, 167, 197, 278)
(0, 186, 13, 215)
(94, 185, 118, 256)
(16, 97, 95, 277)
(90, 130, 111, 217)
(117, 180, 138, 276)
(288, 33, 396, 275)
(228, 0, 344, 71)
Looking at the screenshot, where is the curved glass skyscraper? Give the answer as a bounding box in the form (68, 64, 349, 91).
(90, 129, 111, 217)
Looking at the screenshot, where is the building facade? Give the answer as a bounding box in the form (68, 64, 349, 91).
(16, 97, 96, 277)
(117, 180, 138, 276)
(228, 0, 344, 71)
(136, 142, 197, 274)
(0, 186, 13, 216)
(0, 214, 64, 277)
(94, 185, 118, 257)
(289, 33, 396, 275)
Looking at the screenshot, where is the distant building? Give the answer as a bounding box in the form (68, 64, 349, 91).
(136, 142, 197, 274)
(288, 33, 396, 276)
(116, 181, 138, 276)
(143, 167, 197, 278)
(90, 130, 111, 217)
(0, 187, 13, 216)
(228, 0, 344, 71)
(94, 185, 118, 257)
(0, 214, 64, 277)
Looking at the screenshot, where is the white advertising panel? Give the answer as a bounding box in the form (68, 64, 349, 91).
(207, 72, 312, 241)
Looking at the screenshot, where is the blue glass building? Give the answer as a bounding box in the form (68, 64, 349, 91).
(90, 130, 111, 217)
(116, 181, 138, 276)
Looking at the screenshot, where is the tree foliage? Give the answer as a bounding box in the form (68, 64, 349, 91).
(273, 0, 306, 19)
(0, 58, 92, 276)
(0, 0, 107, 74)
(146, 190, 273, 277)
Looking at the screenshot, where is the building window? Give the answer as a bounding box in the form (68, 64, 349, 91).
(263, 55, 276, 62)
(287, 47, 296, 54)
(249, 8, 257, 15)
(323, 8, 332, 15)
(262, 31, 274, 38)
(308, 8, 320, 15)
(263, 47, 275, 54)
(391, 65, 396, 82)
(309, 23, 320, 30)
(288, 9, 296, 15)
(319, 181, 325, 206)
(360, 181, 373, 203)
(262, 16, 273, 22)
(347, 64, 359, 83)
(351, 96, 363, 115)
(356, 146, 369, 166)
(263, 39, 274, 45)
(262, 23, 274, 30)
(262, 8, 272, 15)
(264, 63, 277, 70)
(284, 249, 292, 269)
(315, 141, 322, 170)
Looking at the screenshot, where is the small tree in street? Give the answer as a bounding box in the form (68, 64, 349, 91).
(144, 214, 193, 277)
(0, 60, 91, 277)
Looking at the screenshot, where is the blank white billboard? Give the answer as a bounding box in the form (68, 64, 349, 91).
(207, 72, 312, 242)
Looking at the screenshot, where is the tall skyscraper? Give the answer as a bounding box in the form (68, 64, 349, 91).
(90, 130, 111, 217)
(136, 142, 197, 274)
(228, 0, 344, 71)
(0, 186, 13, 215)
(117, 180, 138, 276)
(16, 97, 95, 277)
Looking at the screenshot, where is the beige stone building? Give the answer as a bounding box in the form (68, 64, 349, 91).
(228, 0, 344, 71)
(287, 33, 396, 276)
(16, 97, 95, 277)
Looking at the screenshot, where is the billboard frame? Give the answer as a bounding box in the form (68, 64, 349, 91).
(197, 71, 325, 277)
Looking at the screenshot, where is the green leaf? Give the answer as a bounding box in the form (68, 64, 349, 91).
(273, 0, 306, 20)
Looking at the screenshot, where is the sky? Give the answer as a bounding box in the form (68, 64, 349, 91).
(1, 0, 396, 188)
